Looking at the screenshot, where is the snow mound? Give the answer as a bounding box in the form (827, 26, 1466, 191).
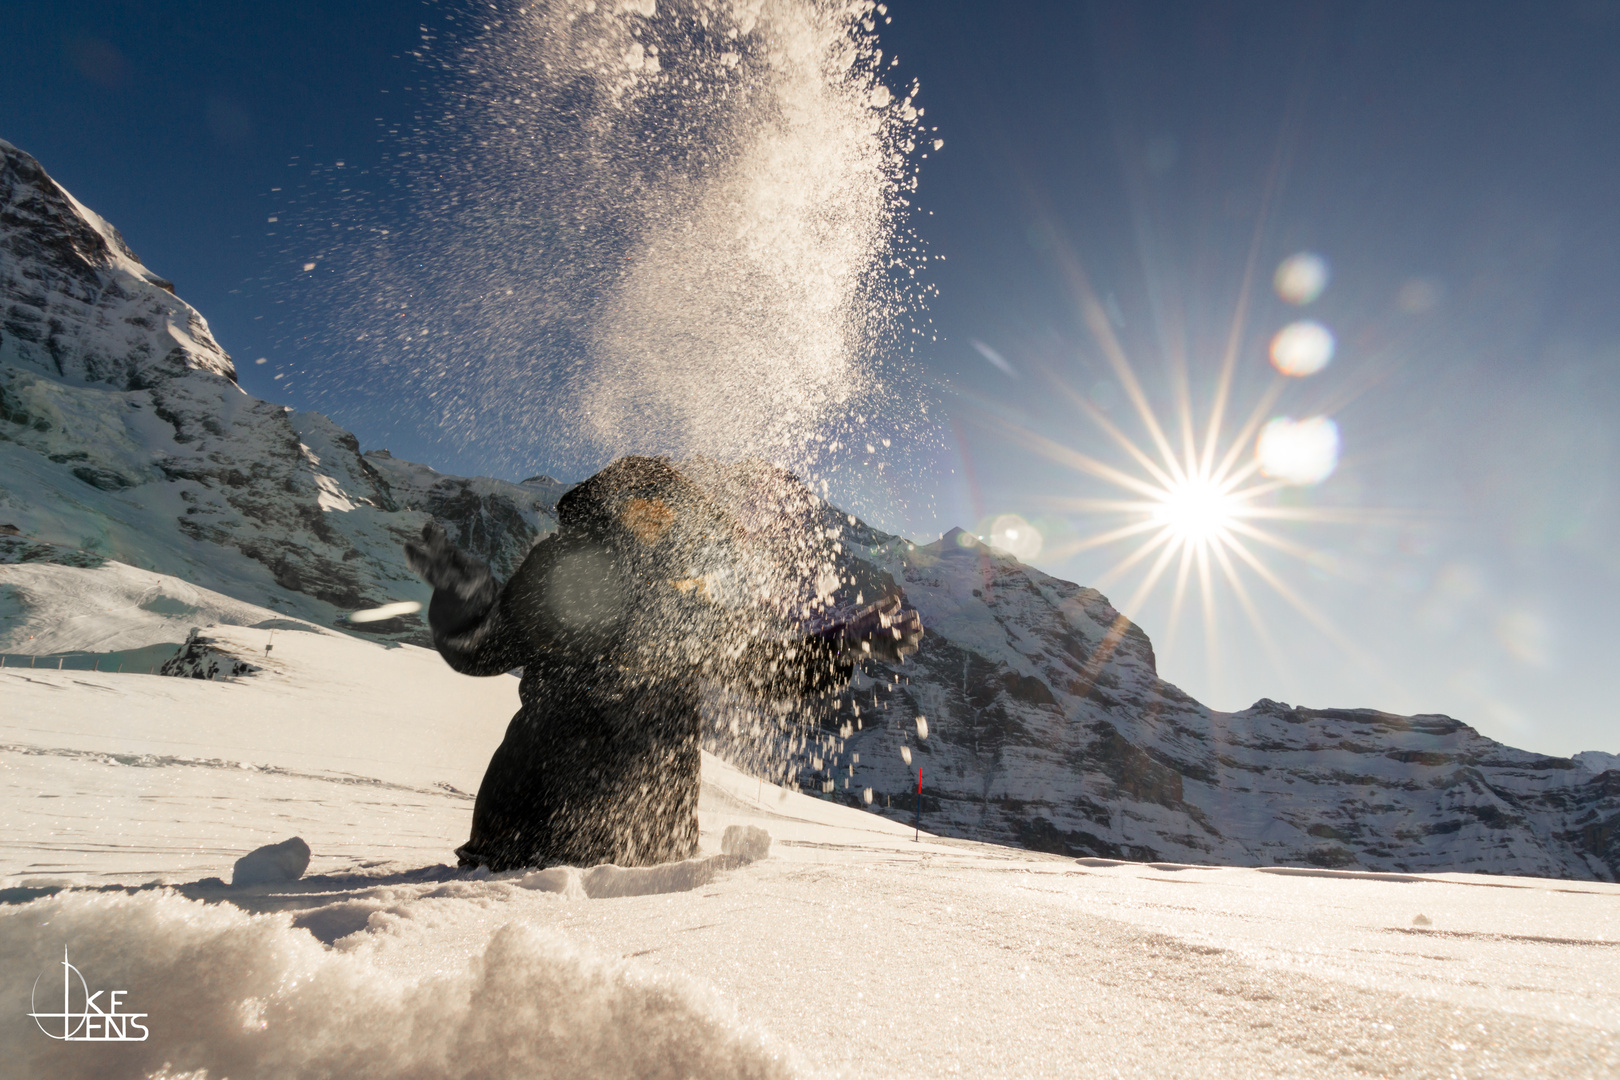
(1, 890, 793, 1080)
(232, 837, 311, 887)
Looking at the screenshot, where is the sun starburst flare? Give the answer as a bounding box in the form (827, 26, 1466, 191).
(971, 243, 1412, 700)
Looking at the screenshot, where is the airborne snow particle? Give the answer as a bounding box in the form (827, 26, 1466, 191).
(348, 599, 424, 623)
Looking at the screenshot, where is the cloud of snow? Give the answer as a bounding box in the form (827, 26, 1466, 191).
(2, 890, 794, 1080)
(275, 0, 938, 494)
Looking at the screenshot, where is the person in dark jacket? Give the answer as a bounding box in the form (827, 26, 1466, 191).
(406, 455, 921, 871)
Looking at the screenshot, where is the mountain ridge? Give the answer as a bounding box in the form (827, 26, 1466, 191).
(3, 138, 1616, 880)
(1, 138, 564, 639)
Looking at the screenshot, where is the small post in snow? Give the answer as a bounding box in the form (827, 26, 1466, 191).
(915, 767, 921, 841)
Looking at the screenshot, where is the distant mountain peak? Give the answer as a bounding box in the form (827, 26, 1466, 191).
(0, 139, 234, 387)
(0, 140, 559, 642)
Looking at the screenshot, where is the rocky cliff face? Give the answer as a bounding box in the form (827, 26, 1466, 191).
(813, 528, 1619, 880)
(3, 138, 1615, 880)
(0, 139, 564, 641)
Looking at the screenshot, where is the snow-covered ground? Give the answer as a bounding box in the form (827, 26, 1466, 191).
(3, 569, 1618, 1077)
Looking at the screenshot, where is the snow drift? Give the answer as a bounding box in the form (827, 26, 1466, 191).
(1, 889, 791, 1080)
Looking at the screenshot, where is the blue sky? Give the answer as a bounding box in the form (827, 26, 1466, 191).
(7, 1, 1620, 756)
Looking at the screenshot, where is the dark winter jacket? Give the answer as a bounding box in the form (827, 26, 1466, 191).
(425, 456, 853, 871)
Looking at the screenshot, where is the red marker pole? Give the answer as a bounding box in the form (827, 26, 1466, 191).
(914, 767, 921, 841)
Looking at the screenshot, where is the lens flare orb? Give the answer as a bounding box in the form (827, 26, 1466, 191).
(1255, 417, 1340, 486)
(1269, 320, 1335, 377)
(1273, 252, 1330, 305)
(989, 513, 1042, 560)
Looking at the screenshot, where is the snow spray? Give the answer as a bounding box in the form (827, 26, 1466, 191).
(275, 0, 941, 803)
(278, 0, 940, 494)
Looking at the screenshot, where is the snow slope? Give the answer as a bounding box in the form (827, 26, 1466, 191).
(3, 606, 1618, 1079)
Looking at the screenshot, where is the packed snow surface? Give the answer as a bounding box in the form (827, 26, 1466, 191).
(3, 575, 1618, 1078)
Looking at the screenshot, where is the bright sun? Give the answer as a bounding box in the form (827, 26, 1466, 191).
(1153, 476, 1237, 545)
(971, 253, 1398, 696)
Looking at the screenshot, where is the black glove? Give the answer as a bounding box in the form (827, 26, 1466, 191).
(405, 521, 499, 634)
(819, 595, 924, 665)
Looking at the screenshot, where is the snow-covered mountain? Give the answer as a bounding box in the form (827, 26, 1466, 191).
(3, 138, 1616, 881)
(0, 138, 565, 640)
(818, 526, 1620, 880)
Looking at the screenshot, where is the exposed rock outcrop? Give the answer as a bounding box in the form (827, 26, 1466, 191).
(813, 526, 1620, 881)
(158, 627, 259, 680)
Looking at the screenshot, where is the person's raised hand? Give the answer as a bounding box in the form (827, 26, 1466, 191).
(405, 521, 496, 607)
(831, 595, 924, 665)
